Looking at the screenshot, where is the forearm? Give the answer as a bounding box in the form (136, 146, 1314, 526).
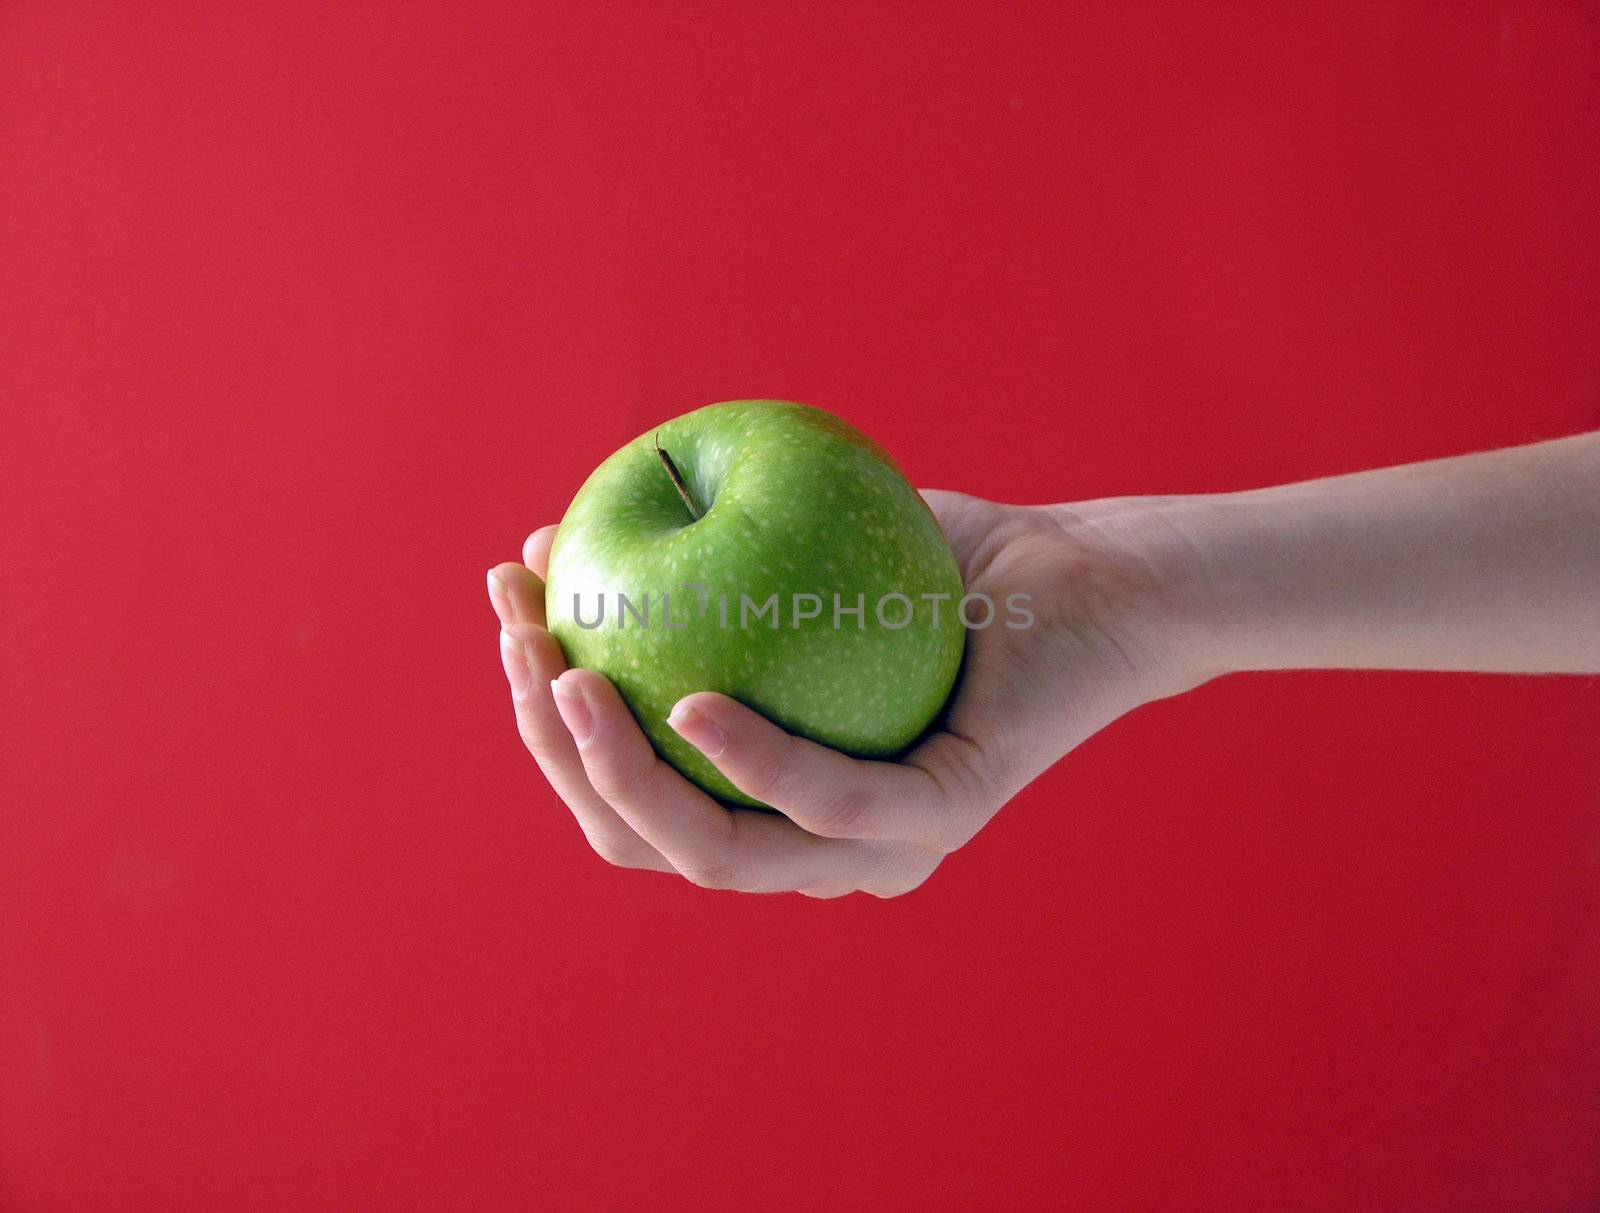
(1174, 432, 1600, 676)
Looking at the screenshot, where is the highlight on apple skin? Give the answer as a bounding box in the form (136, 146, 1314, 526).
(544, 399, 966, 808)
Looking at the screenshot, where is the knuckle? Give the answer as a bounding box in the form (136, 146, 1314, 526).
(794, 782, 873, 838)
(930, 810, 981, 855)
(678, 857, 739, 891)
(525, 737, 568, 774)
(516, 716, 559, 765)
(863, 852, 941, 899)
(588, 834, 650, 870)
(737, 749, 794, 807)
(517, 706, 582, 772)
(585, 749, 653, 805)
(922, 734, 1002, 810)
(734, 734, 818, 813)
(863, 877, 918, 899)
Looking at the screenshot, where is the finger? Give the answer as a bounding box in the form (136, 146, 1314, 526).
(488, 561, 546, 629)
(549, 669, 876, 894)
(664, 692, 977, 853)
(499, 624, 674, 874)
(522, 525, 559, 579)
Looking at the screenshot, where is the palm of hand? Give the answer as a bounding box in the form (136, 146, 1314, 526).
(914, 491, 1167, 813)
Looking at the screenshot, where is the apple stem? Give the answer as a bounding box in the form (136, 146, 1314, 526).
(654, 433, 704, 521)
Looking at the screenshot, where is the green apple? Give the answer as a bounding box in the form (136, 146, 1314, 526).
(544, 400, 965, 807)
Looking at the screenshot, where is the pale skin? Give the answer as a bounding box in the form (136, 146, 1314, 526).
(488, 431, 1600, 898)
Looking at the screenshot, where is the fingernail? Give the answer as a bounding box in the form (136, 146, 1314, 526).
(487, 568, 514, 627)
(668, 702, 726, 758)
(551, 677, 593, 748)
(499, 629, 532, 698)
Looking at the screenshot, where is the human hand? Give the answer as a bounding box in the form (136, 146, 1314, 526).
(488, 490, 1204, 897)
(492, 431, 1600, 895)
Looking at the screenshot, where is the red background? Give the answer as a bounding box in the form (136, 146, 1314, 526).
(3, 3, 1598, 1208)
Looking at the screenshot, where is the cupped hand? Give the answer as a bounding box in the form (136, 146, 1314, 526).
(488, 491, 1195, 897)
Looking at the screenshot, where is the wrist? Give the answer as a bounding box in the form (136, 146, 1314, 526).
(1033, 493, 1239, 699)
(1106, 485, 1347, 681)
(1150, 489, 1290, 680)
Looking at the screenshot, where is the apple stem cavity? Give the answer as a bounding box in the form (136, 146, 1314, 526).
(654, 432, 704, 522)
